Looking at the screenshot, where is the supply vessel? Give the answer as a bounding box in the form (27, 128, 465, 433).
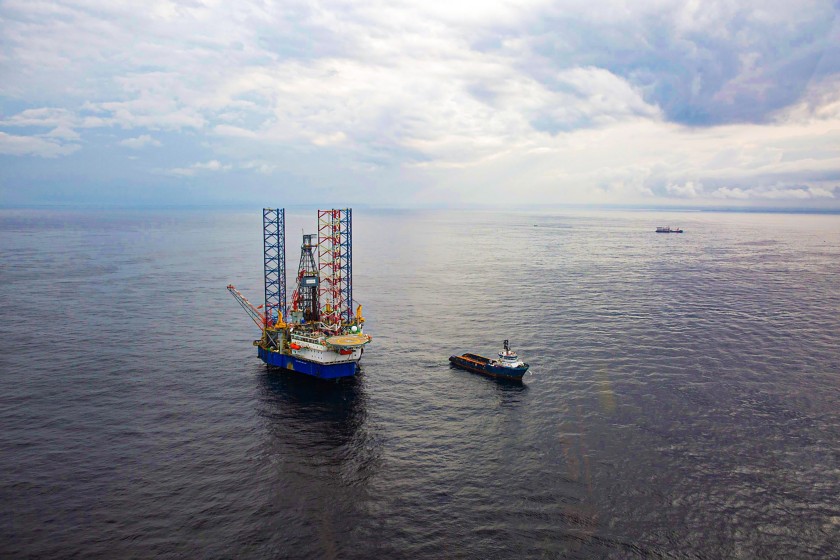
(450, 340, 529, 380)
(228, 208, 371, 379)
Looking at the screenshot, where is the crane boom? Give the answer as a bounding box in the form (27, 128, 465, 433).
(227, 284, 266, 328)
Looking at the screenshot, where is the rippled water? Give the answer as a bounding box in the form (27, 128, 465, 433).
(1, 208, 839, 558)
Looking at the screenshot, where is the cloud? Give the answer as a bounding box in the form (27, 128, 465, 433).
(119, 134, 161, 149)
(45, 126, 80, 140)
(0, 131, 80, 158)
(709, 187, 751, 200)
(83, 97, 206, 131)
(241, 160, 277, 175)
(165, 159, 232, 176)
(1, 0, 839, 207)
(776, 75, 840, 123)
(520, 0, 840, 126)
(1, 107, 78, 128)
(711, 185, 836, 200)
(213, 125, 259, 139)
(312, 132, 347, 146)
(666, 181, 701, 198)
(193, 160, 230, 171)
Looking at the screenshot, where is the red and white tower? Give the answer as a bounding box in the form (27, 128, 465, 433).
(317, 209, 352, 327)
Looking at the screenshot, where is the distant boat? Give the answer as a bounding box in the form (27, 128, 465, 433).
(449, 340, 529, 380)
(656, 226, 683, 233)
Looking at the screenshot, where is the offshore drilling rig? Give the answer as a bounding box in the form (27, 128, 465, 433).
(227, 208, 371, 379)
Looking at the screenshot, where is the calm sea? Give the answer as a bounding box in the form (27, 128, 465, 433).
(1, 208, 838, 558)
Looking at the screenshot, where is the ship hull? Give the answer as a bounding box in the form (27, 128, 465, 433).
(449, 355, 528, 380)
(258, 346, 358, 379)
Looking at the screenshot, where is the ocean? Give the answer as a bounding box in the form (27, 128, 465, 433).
(1, 208, 838, 558)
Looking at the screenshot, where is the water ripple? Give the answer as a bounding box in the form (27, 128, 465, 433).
(1, 209, 838, 558)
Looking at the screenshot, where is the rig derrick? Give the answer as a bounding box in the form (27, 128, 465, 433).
(227, 207, 370, 379)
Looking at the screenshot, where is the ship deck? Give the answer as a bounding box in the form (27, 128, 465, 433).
(449, 353, 528, 381)
(458, 353, 491, 365)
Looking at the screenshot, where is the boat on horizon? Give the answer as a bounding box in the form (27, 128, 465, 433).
(449, 340, 529, 381)
(656, 226, 683, 233)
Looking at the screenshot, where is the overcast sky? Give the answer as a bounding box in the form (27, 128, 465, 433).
(1, 0, 839, 208)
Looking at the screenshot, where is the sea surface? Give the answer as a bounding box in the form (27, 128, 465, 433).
(1, 208, 839, 559)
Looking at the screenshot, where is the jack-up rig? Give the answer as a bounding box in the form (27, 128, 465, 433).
(227, 208, 371, 379)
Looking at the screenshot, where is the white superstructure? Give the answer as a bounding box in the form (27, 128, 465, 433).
(492, 340, 526, 369)
(289, 332, 368, 364)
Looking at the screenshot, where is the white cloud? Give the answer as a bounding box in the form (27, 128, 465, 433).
(776, 75, 840, 123)
(711, 185, 836, 200)
(711, 187, 755, 199)
(84, 97, 206, 131)
(0, 0, 838, 206)
(194, 160, 229, 171)
(242, 160, 277, 175)
(119, 134, 161, 149)
(666, 181, 701, 198)
(45, 126, 80, 140)
(807, 186, 836, 198)
(213, 125, 258, 139)
(0, 131, 80, 157)
(1, 107, 77, 128)
(312, 132, 347, 147)
(165, 159, 232, 176)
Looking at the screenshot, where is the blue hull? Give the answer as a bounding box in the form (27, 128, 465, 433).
(258, 347, 358, 379)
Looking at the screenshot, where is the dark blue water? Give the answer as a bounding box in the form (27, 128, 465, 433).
(1, 208, 839, 558)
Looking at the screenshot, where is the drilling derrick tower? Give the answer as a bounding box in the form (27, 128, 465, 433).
(228, 206, 369, 380)
(262, 208, 287, 327)
(318, 209, 353, 327)
(291, 234, 319, 323)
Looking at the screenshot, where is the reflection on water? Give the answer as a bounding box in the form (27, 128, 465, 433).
(257, 367, 367, 444)
(447, 364, 530, 411)
(249, 367, 381, 559)
(2, 209, 838, 558)
(255, 366, 382, 481)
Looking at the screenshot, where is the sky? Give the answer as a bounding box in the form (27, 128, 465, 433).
(1, 0, 839, 209)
